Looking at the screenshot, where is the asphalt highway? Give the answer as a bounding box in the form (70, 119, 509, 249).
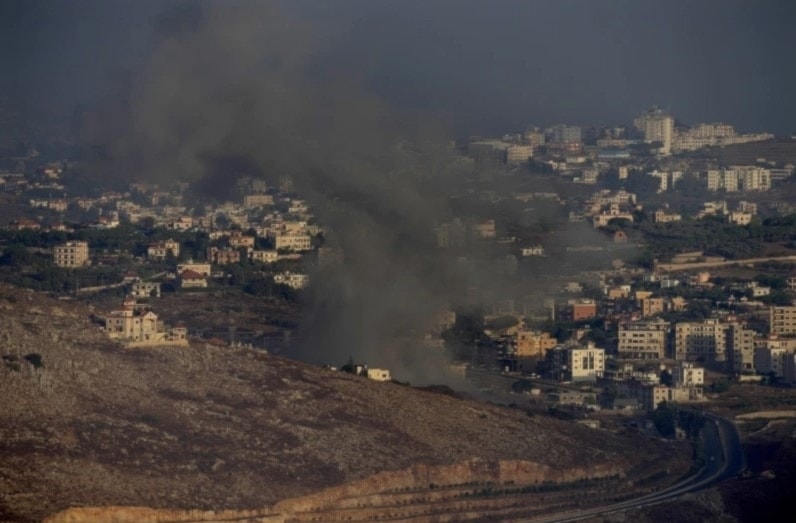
(525, 411, 746, 523)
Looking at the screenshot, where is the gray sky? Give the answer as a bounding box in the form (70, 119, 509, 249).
(2, 0, 795, 138)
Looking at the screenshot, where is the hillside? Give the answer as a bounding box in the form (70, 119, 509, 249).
(0, 284, 690, 522)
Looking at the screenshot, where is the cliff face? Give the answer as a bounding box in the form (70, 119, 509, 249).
(0, 284, 690, 522)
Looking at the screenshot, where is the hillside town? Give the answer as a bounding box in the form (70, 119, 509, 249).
(2, 107, 796, 418)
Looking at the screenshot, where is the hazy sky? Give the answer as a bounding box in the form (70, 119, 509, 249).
(2, 0, 795, 137)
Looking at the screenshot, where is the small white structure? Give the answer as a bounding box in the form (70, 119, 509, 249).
(366, 368, 392, 382)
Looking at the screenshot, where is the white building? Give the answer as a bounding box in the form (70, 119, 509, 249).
(567, 343, 605, 382)
(274, 271, 309, 290)
(671, 362, 704, 387)
(366, 368, 392, 382)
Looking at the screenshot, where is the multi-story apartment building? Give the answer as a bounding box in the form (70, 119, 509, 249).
(707, 167, 771, 192)
(274, 233, 312, 252)
(618, 320, 670, 360)
(515, 330, 558, 358)
(770, 306, 796, 336)
(567, 343, 605, 382)
(675, 319, 729, 362)
(569, 299, 597, 321)
(243, 193, 274, 208)
(707, 169, 739, 191)
(53, 241, 89, 268)
(506, 145, 533, 165)
(548, 124, 582, 144)
(634, 107, 674, 155)
(735, 166, 772, 191)
(727, 323, 757, 374)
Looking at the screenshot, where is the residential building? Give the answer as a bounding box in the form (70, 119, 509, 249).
(569, 299, 597, 321)
(735, 166, 772, 191)
(727, 211, 753, 226)
(243, 193, 274, 207)
(634, 107, 674, 155)
(523, 127, 546, 148)
(521, 245, 545, 256)
(515, 330, 557, 358)
(207, 247, 241, 265)
(228, 232, 255, 249)
(176, 262, 211, 276)
(618, 320, 669, 360)
(727, 323, 757, 374)
(770, 306, 796, 336)
(706, 169, 739, 191)
(147, 239, 180, 260)
(469, 141, 509, 167)
(179, 270, 208, 289)
(675, 319, 729, 362)
(167, 217, 194, 231)
(549, 124, 582, 144)
(707, 167, 771, 192)
(671, 362, 704, 388)
(53, 241, 89, 268)
(250, 249, 279, 263)
(366, 368, 392, 382)
(131, 281, 161, 298)
(592, 204, 635, 228)
(274, 233, 312, 252)
(103, 297, 187, 346)
(274, 271, 309, 290)
(506, 145, 533, 165)
(567, 343, 605, 382)
(640, 297, 665, 318)
(653, 209, 682, 223)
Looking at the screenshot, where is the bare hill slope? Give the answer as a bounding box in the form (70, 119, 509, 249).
(0, 285, 687, 522)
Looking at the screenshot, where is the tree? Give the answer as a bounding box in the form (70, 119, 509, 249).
(652, 401, 677, 438)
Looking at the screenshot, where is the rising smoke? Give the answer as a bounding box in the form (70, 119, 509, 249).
(85, 1, 482, 383)
(84, 2, 619, 384)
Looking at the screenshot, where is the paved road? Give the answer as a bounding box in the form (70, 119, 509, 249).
(655, 254, 796, 273)
(525, 411, 745, 523)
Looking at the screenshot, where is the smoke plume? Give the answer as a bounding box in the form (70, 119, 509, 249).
(85, 2, 481, 383)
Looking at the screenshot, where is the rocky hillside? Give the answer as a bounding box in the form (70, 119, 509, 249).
(0, 284, 688, 522)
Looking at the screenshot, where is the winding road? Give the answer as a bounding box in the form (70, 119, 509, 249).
(525, 411, 746, 522)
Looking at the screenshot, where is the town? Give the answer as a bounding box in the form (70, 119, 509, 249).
(1, 106, 796, 424)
